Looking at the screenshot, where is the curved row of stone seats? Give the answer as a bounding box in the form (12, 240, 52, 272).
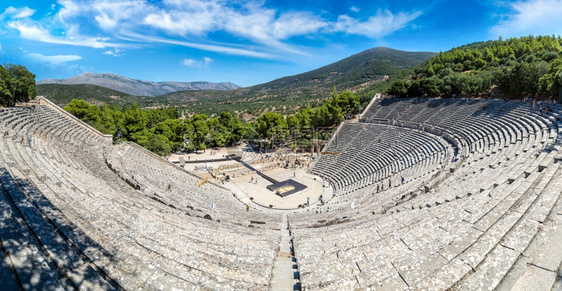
(361, 99, 556, 176)
(0, 103, 281, 290)
(290, 98, 561, 290)
(108, 142, 281, 225)
(290, 153, 561, 290)
(397, 118, 550, 213)
(362, 98, 556, 149)
(295, 131, 457, 227)
(310, 123, 450, 196)
(314, 146, 450, 214)
(0, 107, 121, 289)
(347, 99, 557, 216)
(0, 166, 115, 290)
(291, 121, 463, 221)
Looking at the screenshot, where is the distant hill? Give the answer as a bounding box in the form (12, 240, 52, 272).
(251, 47, 436, 92)
(37, 84, 150, 107)
(163, 47, 436, 115)
(38, 72, 240, 96)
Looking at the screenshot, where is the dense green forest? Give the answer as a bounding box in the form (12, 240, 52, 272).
(63, 87, 360, 156)
(387, 35, 562, 99)
(0, 64, 37, 107)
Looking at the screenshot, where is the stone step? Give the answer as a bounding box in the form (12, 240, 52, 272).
(0, 167, 116, 290)
(0, 172, 67, 290)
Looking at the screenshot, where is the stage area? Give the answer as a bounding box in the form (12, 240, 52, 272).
(169, 147, 331, 210)
(267, 179, 308, 197)
(225, 167, 330, 210)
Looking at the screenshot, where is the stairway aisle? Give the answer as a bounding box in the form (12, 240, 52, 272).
(270, 213, 301, 291)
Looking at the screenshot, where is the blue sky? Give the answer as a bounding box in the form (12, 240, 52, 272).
(1, 0, 561, 87)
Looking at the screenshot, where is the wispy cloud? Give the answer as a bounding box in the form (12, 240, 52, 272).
(123, 32, 275, 58)
(4, 0, 421, 59)
(8, 21, 122, 49)
(90, 0, 150, 31)
(27, 52, 82, 65)
(180, 57, 213, 68)
(144, 1, 219, 36)
(1, 6, 36, 19)
(331, 9, 423, 38)
(103, 49, 124, 57)
(491, 0, 562, 37)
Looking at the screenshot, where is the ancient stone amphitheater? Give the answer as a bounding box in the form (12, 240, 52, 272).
(0, 96, 561, 290)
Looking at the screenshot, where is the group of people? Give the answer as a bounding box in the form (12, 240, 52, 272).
(375, 176, 406, 193)
(530, 98, 556, 117)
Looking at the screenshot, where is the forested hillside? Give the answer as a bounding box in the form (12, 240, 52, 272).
(387, 35, 562, 99)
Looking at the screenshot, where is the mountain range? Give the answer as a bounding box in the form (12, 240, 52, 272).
(157, 47, 436, 115)
(37, 47, 436, 115)
(38, 72, 240, 96)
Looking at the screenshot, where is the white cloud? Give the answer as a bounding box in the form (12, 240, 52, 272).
(55, 0, 84, 20)
(350, 6, 360, 13)
(331, 9, 422, 38)
(273, 12, 327, 39)
(124, 32, 274, 58)
(180, 57, 213, 68)
(103, 49, 124, 57)
(27, 53, 82, 65)
(491, 0, 562, 37)
(144, 0, 220, 36)
(180, 59, 197, 67)
(27, 51, 90, 76)
(203, 57, 213, 65)
(0, 43, 2, 51)
(8, 21, 121, 48)
(1, 6, 36, 19)
(92, 0, 150, 30)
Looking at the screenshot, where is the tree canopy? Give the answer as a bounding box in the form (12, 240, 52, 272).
(62, 89, 359, 156)
(386, 35, 562, 99)
(0, 64, 37, 107)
